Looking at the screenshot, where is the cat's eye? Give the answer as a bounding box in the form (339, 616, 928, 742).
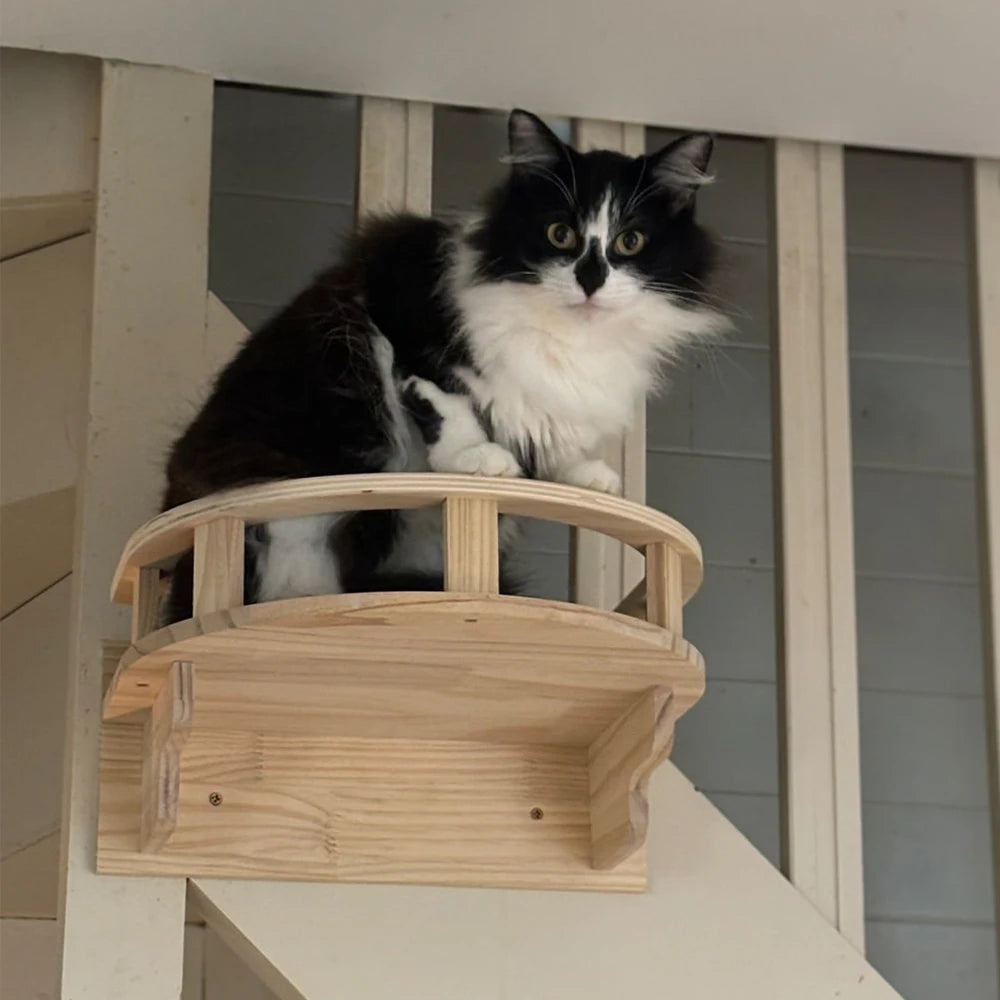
(613, 230, 647, 256)
(546, 222, 578, 250)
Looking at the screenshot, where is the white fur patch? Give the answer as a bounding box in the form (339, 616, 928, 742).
(256, 514, 342, 601)
(404, 376, 521, 477)
(448, 232, 725, 477)
(583, 189, 614, 249)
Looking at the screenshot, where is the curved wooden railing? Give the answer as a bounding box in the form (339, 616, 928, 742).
(113, 473, 703, 640)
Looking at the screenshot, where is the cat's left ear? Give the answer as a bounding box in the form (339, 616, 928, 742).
(506, 109, 565, 169)
(647, 133, 715, 203)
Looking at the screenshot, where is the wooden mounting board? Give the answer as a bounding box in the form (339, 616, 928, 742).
(98, 723, 648, 891)
(99, 593, 703, 891)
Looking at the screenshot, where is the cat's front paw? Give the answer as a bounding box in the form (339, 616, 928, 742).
(450, 442, 522, 478)
(561, 459, 622, 495)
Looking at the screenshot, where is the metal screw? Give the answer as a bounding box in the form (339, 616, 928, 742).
(530, 807, 544, 821)
(208, 792, 223, 807)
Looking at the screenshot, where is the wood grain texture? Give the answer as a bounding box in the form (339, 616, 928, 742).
(589, 687, 676, 869)
(645, 543, 683, 634)
(100, 722, 648, 891)
(193, 518, 244, 616)
(110, 474, 702, 604)
(103, 593, 705, 736)
(139, 660, 194, 851)
(443, 496, 499, 593)
(131, 567, 160, 643)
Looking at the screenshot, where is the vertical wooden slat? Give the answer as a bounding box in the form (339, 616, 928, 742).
(193, 517, 245, 616)
(59, 62, 213, 998)
(357, 97, 433, 216)
(443, 496, 499, 593)
(130, 565, 160, 641)
(645, 543, 683, 633)
(571, 119, 647, 611)
(968, 156, 1000, 974)
(769, 139, 865, 949)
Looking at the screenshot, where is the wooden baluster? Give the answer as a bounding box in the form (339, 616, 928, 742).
(193, 517, 245, 615)
(443, 497, 499, 594)
(645, 542, 683, 633)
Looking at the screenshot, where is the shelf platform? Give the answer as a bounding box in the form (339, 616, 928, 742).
(99, 474, 706, 892)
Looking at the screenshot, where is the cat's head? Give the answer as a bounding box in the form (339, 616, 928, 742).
(463, 109, 721, 335)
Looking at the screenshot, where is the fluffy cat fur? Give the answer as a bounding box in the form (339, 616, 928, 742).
(160, 109, 723, 622)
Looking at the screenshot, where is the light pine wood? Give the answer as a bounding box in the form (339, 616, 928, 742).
(110, 474, 703, 605)
(570, 119, 648, 611)
(131, 566, 161, 642)
(968, 156, 1000, 967)
(357, 97, 433, 216)
(100, 723, 648, 891)
(140, 660, 195, 851)
(193, 517, 245, 616)
(58, 62, 213, 1000)
(443, 496, 499, 593)
(645, 543, 683, 634)
(770, 139, 864, 948)
(589, 687, 675, 869)
(103, 593, 705, 735)
(100, 586, 703, 889)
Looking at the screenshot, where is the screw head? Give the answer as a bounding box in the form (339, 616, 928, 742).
(208, 792, 223, 807)
(530, 807, 544, 821)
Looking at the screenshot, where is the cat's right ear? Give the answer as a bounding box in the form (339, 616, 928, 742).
(506, 110, 564, 169)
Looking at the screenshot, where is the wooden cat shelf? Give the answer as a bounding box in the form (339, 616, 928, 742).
(99, 474, 706, 892)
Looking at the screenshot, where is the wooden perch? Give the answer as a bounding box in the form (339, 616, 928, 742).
(589, 687, 677, 870)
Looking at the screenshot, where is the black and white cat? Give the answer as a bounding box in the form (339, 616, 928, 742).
(161, 109, 723, 622)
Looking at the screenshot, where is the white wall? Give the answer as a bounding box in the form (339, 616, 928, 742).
(0, 48, 99, 202)
(4, 1, 1000, 157)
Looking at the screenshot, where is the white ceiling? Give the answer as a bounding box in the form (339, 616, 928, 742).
(4, 0, 999, 157)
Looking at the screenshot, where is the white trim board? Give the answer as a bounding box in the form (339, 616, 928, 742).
(769, 139, 865, 948)
(58, 60, 214, 999)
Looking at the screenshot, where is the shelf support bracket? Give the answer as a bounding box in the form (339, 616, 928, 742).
(140, 660, 195, 851)
(588, 686, 676, 869)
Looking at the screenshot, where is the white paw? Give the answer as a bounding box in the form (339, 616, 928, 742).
(562, 459, 622, 495)
(449, 442, 522, 478)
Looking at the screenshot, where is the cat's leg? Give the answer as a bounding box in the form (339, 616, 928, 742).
(555, 457, 623, 495)
(402, 377, 521, 477)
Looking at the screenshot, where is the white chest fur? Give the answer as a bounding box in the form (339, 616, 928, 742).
(455, 279, 713, 474)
